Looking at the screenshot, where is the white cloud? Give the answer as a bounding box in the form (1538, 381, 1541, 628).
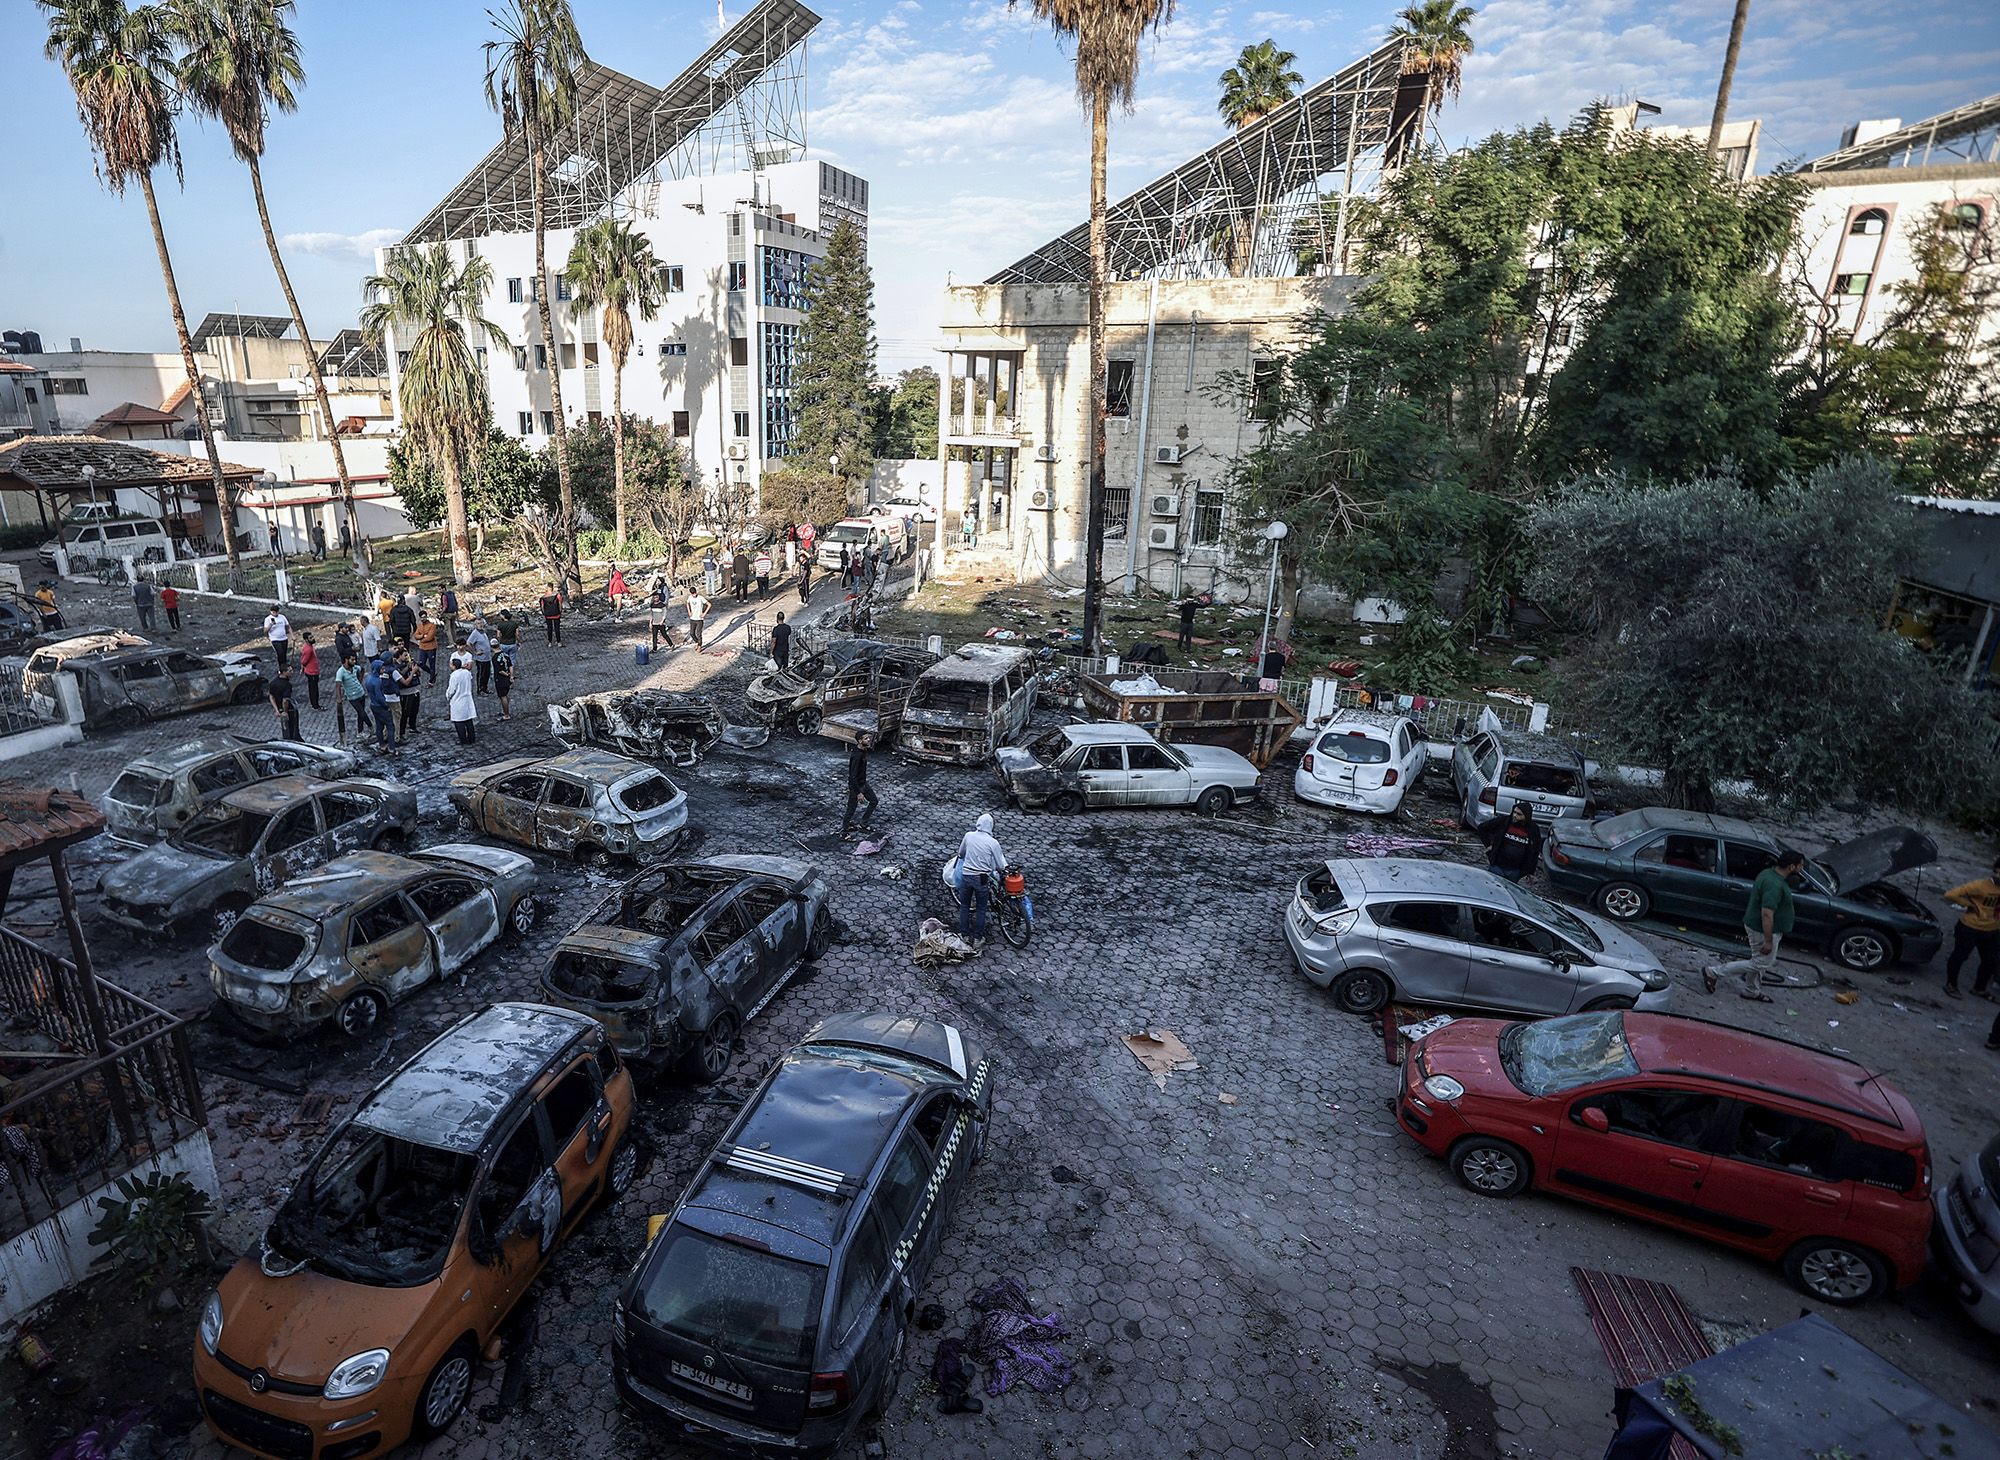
(280, 228, 401, 261)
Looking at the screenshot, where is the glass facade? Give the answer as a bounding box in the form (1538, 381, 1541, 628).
(759, 246, 814, 310)
(761, 321, 801, 455)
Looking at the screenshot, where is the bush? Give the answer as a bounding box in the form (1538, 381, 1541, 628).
(0, 523, 49, 550)
(88, 1170, 214, 1287)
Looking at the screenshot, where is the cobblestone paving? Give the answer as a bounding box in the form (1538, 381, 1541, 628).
(13, 568, 2000, 1459)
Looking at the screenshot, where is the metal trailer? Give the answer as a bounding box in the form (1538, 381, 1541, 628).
(1078, 668, 1303, 770)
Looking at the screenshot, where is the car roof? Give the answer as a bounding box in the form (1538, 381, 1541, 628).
(558, 924, 674, 961)
(1317, 709, 1408, 737)
(1621, 1013, 1911, 1131)
(1488, 725, 1584, 764)
(93, 646, 198, 668)
(1603, 807, 1766, 840)
(548, 747, 652, 783)
(257, 851, 433, 915)
(929, 645, 1030, 681)
(216, 774, 326, 814)
(125, 739, 245, 774)
(1327, 857, 1516, 899)
(353, 1002, 595, 1155)
(1060, 722, 1154, 745)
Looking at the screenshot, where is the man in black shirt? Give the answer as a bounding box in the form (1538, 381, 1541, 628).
(771, 611, 793, 670)
(841, 739, 877, 839)
(1177, 591, 1208, 650)
(266, 663, 301, 742)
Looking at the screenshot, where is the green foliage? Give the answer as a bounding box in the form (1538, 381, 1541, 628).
(757, 466, 851, 532)
(563, 414, 688, 527)
(1217, 39, 1302, 128)
(791, 219, 876, 481)
(869, 368, 939, 460)
(1526, 457, 1998, 813)
(0, 523, 49, 550)
(576, 527, 673, 560)
(1659, 1375, 1743, 1457)
(1371, 610, 1476, 694)
(88, 1169, 213, 1287)
(390, 428, 556, 530)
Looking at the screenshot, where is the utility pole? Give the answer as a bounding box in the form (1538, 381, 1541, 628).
(1706, 0, 1753, 162)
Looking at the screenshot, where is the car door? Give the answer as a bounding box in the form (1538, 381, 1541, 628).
(1074, 743, 1129, 806)
(893, 1093, 976, 1280)
(247, 746, 311, 777)
(164, 651, 227, 707)
(1125, 740, 1193, 806)
(1369, 901, 1471, 1003)
(470, 1110, 558, 1327)
(1688, 1099, 1851, 1251)
(257, 799, 328, 887)
(1550, 1086, 1730, 1223)
(1462, 906, 1584, 1015)
(116, 658, 176, 716)
(536, 1056, 613, 1238)
(1720, 840, 1781, 930)
(408, 874, 500, 974)
(826, 1203, 901, 1400)
(1627, 831, 1727, 921)
(1395, 721, 1425, 788)
(346, 893, 438, 1001)
(190, 753, 251, 809)
(735, 883, 803, 1013)
(485, 772, 549, 846)
(317, 789, 381, 854)
(690, 898, 758, 1011)
(539, 776, 595, 853)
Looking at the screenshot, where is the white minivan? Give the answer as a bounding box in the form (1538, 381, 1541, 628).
(40, 516, 173, 569)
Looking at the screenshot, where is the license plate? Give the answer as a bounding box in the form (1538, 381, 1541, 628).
(1533, 803, 1555, 816)
(671, 1359, 752, 1403)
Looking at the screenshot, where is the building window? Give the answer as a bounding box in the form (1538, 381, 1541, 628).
(662, 340, 688, 357)
(587, 410, 601, 423)
(529, 276, 541, 302)
(541, 411, 556, 435)
(23, 386, 36, 403)
(507, 277, 524, 303)
(49, 377, 88, 396)
(730, 336, 749, 367)
(758, 245, 813, 309)
(464, 238, 479, 259)
(1103, 487, 1131, 539)
(513, 345, 528, 371)
(555, 275, 571, 302)
(534, 344, 548, 370)
(1107, 359, 1135, 418)
(1193, 487, 1225, 547)
(396, 351, 411, 374)
(474, 346, 488, 370)
(1250, 359, 1282, 421)
(728, 261, 748, 292)
(1848, 208, 1888, 236)
(663, 265, 685, 292)
(732, 411, 750, 438)
(518, 411, 534, 435)
(1835, 272, 1872, 296)
(583, 342, 599, 366)
(560, 344, 576, 370)
(762, 321, 800, 455)
(672, 410, 690, 437)
(1550, 323, 1573, 347)
(1945, 202, 1986, 232)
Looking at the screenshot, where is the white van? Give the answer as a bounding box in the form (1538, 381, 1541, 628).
(40, 517, 173, 569)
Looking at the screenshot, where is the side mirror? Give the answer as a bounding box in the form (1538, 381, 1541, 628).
(1578, 1106, 1610, 1134)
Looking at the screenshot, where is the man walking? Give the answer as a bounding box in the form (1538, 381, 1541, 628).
(1703, 849, 1803, 1003)
(448, 653, 478, 745)
(799, 552, 814, 603)
(310, 521, 327, 561)
(955, 812, 1008, 950)
(263, 606, 291, 671)
(539, 583, 564, 646)
(468, 619, 494, 694)
(840, 738, 878, 840)
(413, 613, 439, 684)
(132, 576, 156, 632)
(770, 611, 793, 670)
(267, 661, 300, 742)
(686, 585, 711, 649)
(647, 578, 673, 652)
(1942, 858, 2000, 999)
(160, 582, 180, 632)
(731, 546, 752, 604)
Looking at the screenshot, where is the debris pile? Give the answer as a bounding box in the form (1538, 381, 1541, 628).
(548, 689, 769, 764)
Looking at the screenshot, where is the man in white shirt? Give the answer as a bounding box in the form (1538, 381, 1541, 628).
(447, 652, 478, 745)
(360, 616, 381, 659)
(263, 607, 290, 671)
(956, 812, 1008, 949)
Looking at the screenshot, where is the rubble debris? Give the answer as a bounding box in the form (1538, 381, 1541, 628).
(1342, 833, 1448, 858)
(912, 918, 974, 966)
(1121, 1029, 1198, 1088)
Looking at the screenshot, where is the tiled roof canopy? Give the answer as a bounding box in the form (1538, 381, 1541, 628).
(0, 785, 105, 869)
(0, 435, 258, 490)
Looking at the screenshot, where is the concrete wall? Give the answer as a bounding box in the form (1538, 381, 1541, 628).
(868, 458, 942, 505)
(9, 351, 196, 432)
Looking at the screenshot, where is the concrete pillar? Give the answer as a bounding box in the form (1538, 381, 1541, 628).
(193, 560, 210, 593)
(51, 547, 69, 579)
(275, 568, 292, 604)
(120, 555, 137, 585)
(52, 673, 84, 724)
(933, 353, 953, 569)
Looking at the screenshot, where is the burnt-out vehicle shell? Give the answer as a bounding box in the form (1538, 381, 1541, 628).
(100, 775, 419, 941)
(448, 749, 689, 866)
(548, 689, 766, 765)
(37, 644, 263, 728)
(896, 644, 1038, 766)
(746, 639, 940, 737)
(540, 855, 834, 1077)
(208, 844, 541, 1037)
(102, 739, 360, 845)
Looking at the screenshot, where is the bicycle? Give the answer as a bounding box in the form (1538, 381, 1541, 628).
(978, 866, 1034, 950)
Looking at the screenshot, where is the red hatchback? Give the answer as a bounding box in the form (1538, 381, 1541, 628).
(1397, 1011, 1932, 1305)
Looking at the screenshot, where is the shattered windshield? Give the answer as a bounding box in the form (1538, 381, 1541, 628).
(180, 806, 270, 857)
(910, 679, 988, 716)
(1498, 1013, 1636, 1096)
(1500, 760, 1580, 796)
(267, 1128, 474, 1285)
(219, 917, 310, 972)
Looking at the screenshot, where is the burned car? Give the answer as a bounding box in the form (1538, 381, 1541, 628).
(450, 749, 688, 868)
(746, 637, 939, 737)
(999, 722, 1262, 814)
(897, 643, 1038, 766)
(27, 641, 264, 728)
(102, 738, 359, 844)
(100, 775, 419, 942)
(209, 844, 540, 1037)
(541, 855, 833, 1081)
(549, 688, 767, 765)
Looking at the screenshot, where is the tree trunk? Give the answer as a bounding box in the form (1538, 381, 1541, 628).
(531, 125, 576, 596)
(1706, 0, 1753, 162)
(612, 358, 627, 546)
(1664, 763, 1717, 813)
(1080, 88, 1111, 656)
(246, 156, 369, 577)
(440, 445, 475, 585)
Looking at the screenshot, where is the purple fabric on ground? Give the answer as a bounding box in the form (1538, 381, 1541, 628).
(965, 1279, 1074, 1395)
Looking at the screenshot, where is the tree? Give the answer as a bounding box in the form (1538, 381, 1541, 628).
(1017, 0, 1177, 654)
(388, 427, 553, 531)
(1706, 0, 1752, 161)
(1526, 457, 1994, 813)
(565, 218, 665, 546)
(41, 0, 244, 587)
(172, 0, 367, 576)
(361, 245, 508, 585)
(791, 218, 876, 498)
(485, 0, 587, 592)
(869, 368, 939, 459)
(562, 414, 687, 534)
(1212, 40, 1302, 275)
(756, 466, 849, 535)
(1386, 1, 1475, 164)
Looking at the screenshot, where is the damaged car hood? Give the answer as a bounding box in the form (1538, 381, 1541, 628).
(1817, 826, 1938, 893)
(101, 842, 225, 906)
(217, 1260, 440, 1382)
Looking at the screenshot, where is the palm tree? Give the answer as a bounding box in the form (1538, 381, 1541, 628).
(1018, 0, 1177, 655)
(360, 245, 508, 586)
(1385, 0, 1475, 165)
(565, 219, 664, 547)
(171, 0, 369, 576)
(41, 0, 244, 587)
(485, 0, 587, 594)
(1217, 39, 1301, 128)
(1706, 0, 1752, 162)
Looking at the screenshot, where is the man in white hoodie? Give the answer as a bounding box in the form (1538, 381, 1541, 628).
(956, 812, 1008, 949)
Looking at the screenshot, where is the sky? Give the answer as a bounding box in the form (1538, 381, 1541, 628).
(5, 0, 1998, 374)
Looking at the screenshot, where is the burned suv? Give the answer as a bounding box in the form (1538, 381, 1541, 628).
(616, 1012, 993, 1458)
(541, 856, 833, 1080)
(450, 749, 688, 868)
(102, 738, 358, 844)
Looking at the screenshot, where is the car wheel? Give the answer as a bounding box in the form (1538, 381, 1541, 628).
(231, 681, 264, 706)
(806, 906, 833, 961)
(1046, 790, 1081, 815)
(867, 1320, 909, 1421)
(684, 1011, 738, 1085)
(455, 808, 477, 834)
(606, 1132, 640, 1198)
(1330, 968, 1391, 1015)
(209, 895, 251, 943)
(794, 707, 822, 737)
(1783, 1239, 1888, 1305)
(1830, 925, 1894, 972)
(505, 895, 537, 942)
(1448, 1137, 1531, 1198)
(336, 988, 388, 1038)
(1595, 882, 1650, 922)
(412, 1340, 477, 1439)
(576, 844, 617, 874)
(1195, 786, 1232, 816)
(1579, 995, 1636, 1013)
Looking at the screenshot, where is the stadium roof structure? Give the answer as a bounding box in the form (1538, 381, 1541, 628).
(315, 329, 387, 379)
(987, 37, 1406, 285)
(190, 312, 293, 349)
(402, 0, 818, 245)
(1800, 92, 2000, 172)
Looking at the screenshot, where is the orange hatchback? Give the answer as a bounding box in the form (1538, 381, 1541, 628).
(193, 1002, 637, 1459)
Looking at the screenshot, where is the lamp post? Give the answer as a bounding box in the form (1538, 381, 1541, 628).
(259, 470, 286, 567)
(1258, 520, 1290, 682)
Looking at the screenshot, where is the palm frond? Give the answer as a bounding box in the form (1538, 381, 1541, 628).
(564, 217, 664, 371)
(1019, 0, 1177, 109)
(41, 0, 181, 191)
(169, 0, 303, 164)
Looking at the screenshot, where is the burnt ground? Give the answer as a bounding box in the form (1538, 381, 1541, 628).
(2, 560, 1998, 1460)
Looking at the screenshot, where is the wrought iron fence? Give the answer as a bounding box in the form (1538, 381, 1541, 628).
(0, 667, 53, 733)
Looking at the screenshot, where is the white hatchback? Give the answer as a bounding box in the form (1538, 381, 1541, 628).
(1294, 711, 1427, 815)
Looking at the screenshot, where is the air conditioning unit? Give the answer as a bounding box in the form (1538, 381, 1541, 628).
(726, 442, 749, 461)
(1149, 492, 1180, 518)
(1147, 521, 1178, 550)
(1033, 443, 1058, 462)
(1154, 444, 1184, 466)
(1027, 487, 1055, 511)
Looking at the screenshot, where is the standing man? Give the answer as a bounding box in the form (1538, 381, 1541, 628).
(1477, 805, 1543, 883)
(702, 546, 721, 597)
(438, 584, 460, 642)
(838, 543, 852, 591)
(955, 812, 1008, 950)
(310, 520, 327, 562)
(494, 608, 520, 671)
(374, 655, 401, 746)
(362, 658, 394, 754)
(298, 632, 322, 711)
(267, 661, 300, 742)
(33, 581, 61, 633)
(1176, 590, 1207, 651)
(840, 737, 878, 840)
(539, 583, 564, 646)
(770, 611, 793, 670)
(333, 619, 356, 669)
(412, 613, 440, 685)
(395, 649, 423, 739)
(607, 563, 631, 618)
(467, 618, 494, 694)
(686, 584, 711, 649)
(1942, 858, 2000, 999)
(731, 545, 752, 604)
(799, 551, 814, 603)
(132, 576, 157, 633)
(387, 593, 417, 647)
(359, 614, 381, 662)
(1702, 849, 1802, 1003)
(447, 653, 477, 745)
(160, 582, 181, 633)
(753, 545, 773, 598)
(647, 578, 673, 653)
(263, 605, 291, 671)
(333, 652, 366, 744)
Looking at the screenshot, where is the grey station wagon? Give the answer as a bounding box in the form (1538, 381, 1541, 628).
(615, 1012, 993, 1459)
(1452, 723, 1591, 828)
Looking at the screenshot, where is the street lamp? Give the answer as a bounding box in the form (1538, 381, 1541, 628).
(1257, 520, 1289, 682)
(259, 470, 286, 567)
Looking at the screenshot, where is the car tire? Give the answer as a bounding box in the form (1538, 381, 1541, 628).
(684, 1011, 738, 1085)
(209, 895, 251, 944)
(1830, 925, 1895, 972)
(455, 808, 477, 834)
(1330, 968, 1392, 1015)
(1783, 1238, 1888, 1305)
(231, 681, 264, 706)
(505, 895, 537, 943)
(605, 1131, 640, 1200)
(1046, 790, 1081, 815)
(336, 988, 388, 1038)
(1595, 882, 1650, 922)
(576, 844, 617, 874)
(793, 706, 822, 737)
(806, 906, 833, 961)
(867, 1319, 909, 1421)
(412, 1339, 477, 1439)
(1579, 995, 1636, 1013)
(1195, 786, 1232, 816)
(1448, 1136, 1532, 1198)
